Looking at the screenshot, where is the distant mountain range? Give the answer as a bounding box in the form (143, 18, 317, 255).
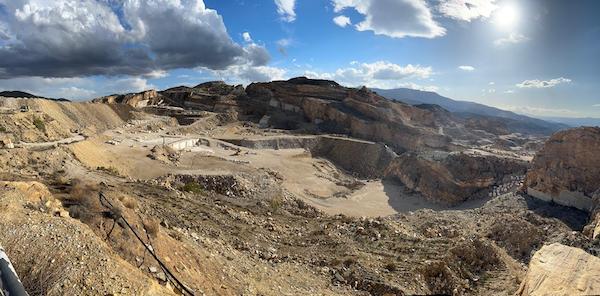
(536, 116, 600, 128)
(0, 90, 70, 101)
(371, 88, 577, 134)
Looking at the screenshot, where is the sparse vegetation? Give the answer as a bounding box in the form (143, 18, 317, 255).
(97, 166, 120, 176)
(0, 125, 6, 133)
(143, 217, 160, 238)
(181, 181, 204, 194)
(121, 195, 138, 209)
(32, 116, 46, 132)
(269, 195, 284, 212)
(67, 179, 100, 224)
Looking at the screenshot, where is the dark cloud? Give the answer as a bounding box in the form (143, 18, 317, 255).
(0, 0, 270, 78)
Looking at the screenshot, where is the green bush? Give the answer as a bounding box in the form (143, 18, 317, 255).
(33, 117, 46, 132)
(0, 125, 6, 133)
(181, 181, 204, 194)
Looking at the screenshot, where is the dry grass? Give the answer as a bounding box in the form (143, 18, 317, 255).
(67, 179, 101, 224)
(119, 195, 138, 209)
(2, 236, 68, 296)
(143, 217, 160, 238)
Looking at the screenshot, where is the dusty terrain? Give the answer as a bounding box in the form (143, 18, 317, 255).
(1, 79, 598, 296)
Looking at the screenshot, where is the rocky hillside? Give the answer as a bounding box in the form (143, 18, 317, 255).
(246, 77, 502, 152)
(523, 127, 600, 212)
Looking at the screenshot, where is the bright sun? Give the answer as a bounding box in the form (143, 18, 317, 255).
(494, 4, 519, 29)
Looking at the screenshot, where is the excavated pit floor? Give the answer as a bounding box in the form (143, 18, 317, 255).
(62, 119, 504, 217)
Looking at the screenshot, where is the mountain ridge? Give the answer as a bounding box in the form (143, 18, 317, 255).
(372, 87, 569, 135)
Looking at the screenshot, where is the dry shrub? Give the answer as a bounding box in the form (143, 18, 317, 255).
(67, 179, 101, 224)
(121, 195, 138, 209)
(1, 237, 68, 296)
(143, 217, 161, 238)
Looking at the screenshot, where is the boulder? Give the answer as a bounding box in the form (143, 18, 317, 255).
(517, 243, 600, 296)
(523, 127, 600, 211)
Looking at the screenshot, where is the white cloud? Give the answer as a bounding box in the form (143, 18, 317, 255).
(211, 65, 287, 84)
(58, 86, 97, 98)
(0, 0, 271, 78)
(0, 76, 154, 100)
(489, 82, 495, 85)
(332, 0, 446, 39)
(304, 61, 434, 89)
(274, 0, 296, 22)
(593, 104, 600, 107)
(276, 38, 293, 55)
(494, 33, 529, 46)
(516, 77, 572, 89)
(458, 65, 475, 71)
(437, 0, 498, 22)
(144, 70, 169, 79)
(242, 32, 253, 43)
(333, 15, 352, 27)
(504, 89, 514, 94)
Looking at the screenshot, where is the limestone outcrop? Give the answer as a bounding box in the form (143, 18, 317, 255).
(246, 78, 452, 152)
(517, 243, 600, 296)
(94, 89, 161, 108)
(385, 153, 528, 204)
(523, 127, 600, 211)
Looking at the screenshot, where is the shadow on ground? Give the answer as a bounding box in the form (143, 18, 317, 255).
(524, 195, 589, 230)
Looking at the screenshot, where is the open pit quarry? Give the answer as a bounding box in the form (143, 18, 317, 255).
(1, 78, 599, 296)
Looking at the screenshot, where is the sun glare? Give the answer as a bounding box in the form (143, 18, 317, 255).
(494, 4, 519, 29)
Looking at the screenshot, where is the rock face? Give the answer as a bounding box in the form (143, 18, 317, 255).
(517, 243, 600, 296)
(160, 81, 246, 112)
(523, 127, 600, 211)
(385, 153, 528, 204)
(94, 90, 161, 108)
(246, 77, 452, 152)
(93, 81, 246, 112)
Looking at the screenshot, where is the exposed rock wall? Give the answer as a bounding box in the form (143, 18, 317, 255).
(314, 136, 397, 179)
(385, 153, 528, 204)
(517, 243, 600, 296)
(94, 90, 161, 108)
(219, 135, 397, 178)
(523, 127, 600, 211)
(246, 78, 451, 152)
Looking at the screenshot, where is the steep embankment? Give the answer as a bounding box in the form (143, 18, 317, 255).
(220, 135, 397, 178)
(0, 98, 133, 143)
(0, 181, 173, 296)
(385, 153, 528, 204)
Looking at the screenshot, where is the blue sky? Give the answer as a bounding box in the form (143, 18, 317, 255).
(0, 0, 598, 118)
